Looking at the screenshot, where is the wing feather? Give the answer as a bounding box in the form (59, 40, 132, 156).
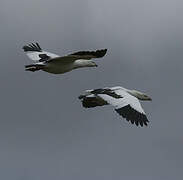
(47, 49, 107, 63)
(69, 49, 107, 59)
(96, 89, 149, 127)
(23, 42, 59, 61)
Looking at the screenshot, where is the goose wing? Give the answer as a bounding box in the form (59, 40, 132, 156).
(23, 42, 59, 62)
(93, 88, 149, 127)
(23, 43, 107, 63)
(47, 49, 107, 63)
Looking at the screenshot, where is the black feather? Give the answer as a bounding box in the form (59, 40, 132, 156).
(81, 96, 108, 108)
(91, 88, 122, 99)
(38, 54, 50, 62)
(71, 49, 107, 58)
(115, 105, 149, 127)
(23, 42, 42, 52)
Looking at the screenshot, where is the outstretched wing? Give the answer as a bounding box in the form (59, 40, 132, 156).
(23, 42, 59, 61)
(69, 49, 107, 59)
(79, 94, 108, 108)
(91, 88, 149, 127)
(23, 43, 107, 63)
(47, 49, 107, 63)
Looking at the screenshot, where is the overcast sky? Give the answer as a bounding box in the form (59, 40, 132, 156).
(1, 0, 183, 179)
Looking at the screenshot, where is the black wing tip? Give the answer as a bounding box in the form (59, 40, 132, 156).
(94, 49, 107, 58)
(22, 42, 42, 52)
(91, 49, 107, 58)
(80, 96, 95, 108)
(81, 97, 96, 108)
(79, 96, 108, 108)
(115, 106, 149, 127)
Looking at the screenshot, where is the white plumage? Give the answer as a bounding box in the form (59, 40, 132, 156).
(79, 86, 152, 127)
(23, 42, 107, 74)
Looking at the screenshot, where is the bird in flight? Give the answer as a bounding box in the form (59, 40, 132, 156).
(23, 42, 107, 74)
(78, 86, 152, 127)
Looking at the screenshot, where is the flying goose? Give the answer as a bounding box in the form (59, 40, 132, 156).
(23, 43, 107, 74)
(78, 86, 152, 127)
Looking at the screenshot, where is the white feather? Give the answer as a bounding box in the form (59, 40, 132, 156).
(98, 88, 146, 114)
(26, 51, 59, 61)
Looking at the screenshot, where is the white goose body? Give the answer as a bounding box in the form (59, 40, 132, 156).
(43, 60, 88, 74)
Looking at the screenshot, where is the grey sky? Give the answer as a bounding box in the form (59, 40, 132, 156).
(1, 0, 183, 179)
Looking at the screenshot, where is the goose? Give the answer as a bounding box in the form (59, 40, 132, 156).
(78, 86, 152, 127)
(23, 42, 107, 74)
